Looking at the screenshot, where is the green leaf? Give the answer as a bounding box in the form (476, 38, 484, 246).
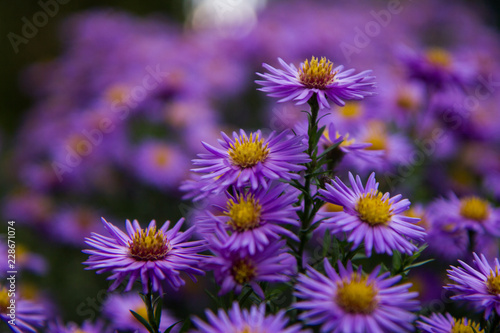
(163, 320, 182, 333)
(205, 289, 222, 307)
(317, 140, 342, 160)
(179, 318, 191, 333)
(154, 297, 163, 328)
(130, 310, 155, 333)
(392, 250, 402, 273)
(403, 259, 434, 272)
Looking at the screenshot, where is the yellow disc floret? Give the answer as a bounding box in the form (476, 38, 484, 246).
(487, 268, 500, 295)
(153, 146, 171, 167)
(336, 275, 378, 314)
(226, 194, 262, 231)
(340, 102, 363, 119)
(459, 196, 490, 221)
(0, 286, 9, 313)
(129, 227, 171, 261)
(132, 304, 149, 323)
(451, 318, 484, 333)
(356, 191, 393, 226)
(426, 48, 452, 67)
(298, 56, 337, 89)
(324, 202, 344, 213)
(364, 122, 387, 151)
(231, 258, 256, 284)
(228, 133, 270, 168)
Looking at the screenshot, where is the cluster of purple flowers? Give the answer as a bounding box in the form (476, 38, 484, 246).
(4, 0, 500, 332)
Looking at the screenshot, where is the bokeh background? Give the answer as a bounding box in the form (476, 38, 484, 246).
(2, 0, 500, 331)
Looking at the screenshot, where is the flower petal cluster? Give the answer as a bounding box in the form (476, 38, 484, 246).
(83, 218, 206, 293)
(192, 302, 306, 333)
(318, 172, 426, 256)
(192, 129, 309, 193)
(256, 57, 376, 109)
(445, 252, 500, 318)
(294, 259, 419, 333)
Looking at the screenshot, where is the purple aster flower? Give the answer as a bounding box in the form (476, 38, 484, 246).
(0, 286, 45, 333)
(133, 140, 190, 190)
(47, 319, 108, 333)
(427, 193, 500, 237)
(417, 312, 483, 333)
(197, 182, 299, 254)
(294, 259, 419, 333)
(103, 292, 178, 332)
(353, 120, 414, 172)
(206, 235, 295, 298)
(192, 129, 309, 193)
(445, 252, 500, 318)
(318, 172, 426, 256)
(83, 218, 206, 293)
(398, 46, 474, 90)
(192, 302, 306, 333)
(256, 57, 376, 109)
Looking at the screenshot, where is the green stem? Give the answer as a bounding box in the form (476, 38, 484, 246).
(145, 281, 161, 333)
(297, 95, 320, 272)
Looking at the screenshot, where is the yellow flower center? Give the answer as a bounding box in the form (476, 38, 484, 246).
(340, 102, 363, 119)
(132, 304, 149, 322)
(405, 207, 428, 229)
(298, 56, 337, 89)
(336, 276, 378, 314)
(105, 84, 129, 103)
(226, 194, 262, 231)
(324, 202, 344, 213)
(228, 133, 270, 168)
(0, 286, 9, 313)
(153, 146, 171, 167)
(451, 318, 484, 333)
(459, 196, 490, 221)
(426, 48, 452, 67)
(75, 330, 89, 333)
(129, 227, 171, 261)
(396, 92, 418, 111)
(487, 268, 500, 295)
(356, 191, 393, 226)
(231, 258, 256, 284)
(364, 122, 387, 151)
(335, 131, 355, 147)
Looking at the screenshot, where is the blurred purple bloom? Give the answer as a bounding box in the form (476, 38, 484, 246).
(192, 302, 306, 333)
(256, 57, 376, 109)
(295, 259, 419, 333)
(133, 140, 190, 190)
(445, 252, 500, 318)
(192, 129, 309, 193)
(83, 218, 206, 293)
(319, 172, 425, 256)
